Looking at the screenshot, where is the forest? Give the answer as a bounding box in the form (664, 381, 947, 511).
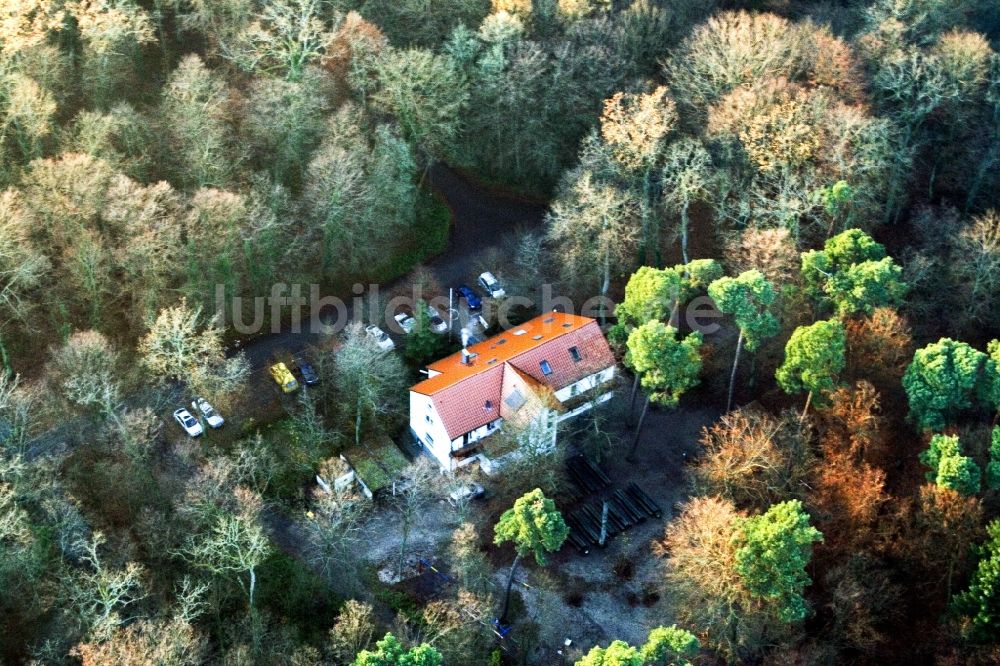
(2, 0, 1000, 664)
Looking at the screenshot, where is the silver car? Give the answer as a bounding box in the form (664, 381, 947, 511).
(365, 324, 395, 351)
(478, 271, 505, 299)
(191, 397, 225, 429)
(393, 312, 416, 334)
(173, 408, 204, 437)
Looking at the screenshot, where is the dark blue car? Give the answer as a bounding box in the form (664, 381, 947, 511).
(456, 285, 482, 311)
(293, 360, 320, 386)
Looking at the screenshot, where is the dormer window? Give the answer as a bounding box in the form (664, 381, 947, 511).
(568, 346, 581, 362)
(540, 360, 553, 375)
(484, 400, 494, 411)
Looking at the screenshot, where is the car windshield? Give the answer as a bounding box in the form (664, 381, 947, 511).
(183, 415, 196, 426)
(202, 405, 214, 416)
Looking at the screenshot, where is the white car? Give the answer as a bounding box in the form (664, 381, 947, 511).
(393, 312, 416, 334)
(448, 482, 485, 505)
(478, 272, 505, 299)
(191, 397, 224, 429)
(365, 324, 395, 351)
(173, 408, 204, 437)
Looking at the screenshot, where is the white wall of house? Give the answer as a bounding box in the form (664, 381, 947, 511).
(409, 391, 504, 470)
(409, 391, 455, 469)
(553, 366, 616, 403)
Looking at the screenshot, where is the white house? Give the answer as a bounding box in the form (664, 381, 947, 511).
(409, 312, 617, 472)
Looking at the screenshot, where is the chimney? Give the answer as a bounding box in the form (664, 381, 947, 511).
(461, 349, 478, 365)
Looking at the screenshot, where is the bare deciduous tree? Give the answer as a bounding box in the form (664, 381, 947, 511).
(139, 298, 249, 404)
(67, 531, 147, 641)
(692, 407, 814, 511)
(547, 169, 640, 302)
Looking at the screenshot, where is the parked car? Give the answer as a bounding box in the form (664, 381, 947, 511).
(470, 313, 489, 332)
(393, 312, 416, 334)
(428, 310, 448, 334)
(191, 397, 224, 429)
(173, 407, 204, 437)
(269, 362, 299, 393)
(293, 360, 320, 386)
(448, 482, 485, 505)
(365, 324, 395, 351)
(478, 271, 506, 299)
(456, 285, 482, 311)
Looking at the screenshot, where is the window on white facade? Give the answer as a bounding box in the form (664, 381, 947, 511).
(423, 433, 434, 447)
(540, 360, 553, 375)
(570, 384, 579, 396)
(425, 414, 433, 423)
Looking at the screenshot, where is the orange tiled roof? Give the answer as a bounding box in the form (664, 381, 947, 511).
(412, 313, 615, 440)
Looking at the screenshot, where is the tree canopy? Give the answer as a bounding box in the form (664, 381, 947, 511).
(776, 319, 846, 407)
(494, 488, 569, 565)
(626, 321, 703, 409)
(733, 500, 823, 623)
(903, 338, 991, 431)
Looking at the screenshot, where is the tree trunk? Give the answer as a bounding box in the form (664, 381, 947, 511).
(600, 241, 611, 325)
(680, 200, 690, 266)
(500, 552, 521, 624)
(599, 501, 609, 546)
(726, 330, 743, 413)
(0, 331, 11, 378)
(801, 391, 813, 421)
(397, 513, 411, 580)
(248, 567, 256, 609)
(627, 397, 651, 461)
(642, 166, 661, 266)
(355, 396, 362, 449)
(628, 372, 640, 417)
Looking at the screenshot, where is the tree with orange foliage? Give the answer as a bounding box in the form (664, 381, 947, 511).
(844, 307, 914, 395)
(72, 618, 207, 666)
(809, 382, 889, 552)
(321, 12, 387, 96)
(816, 381, 887, 464)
